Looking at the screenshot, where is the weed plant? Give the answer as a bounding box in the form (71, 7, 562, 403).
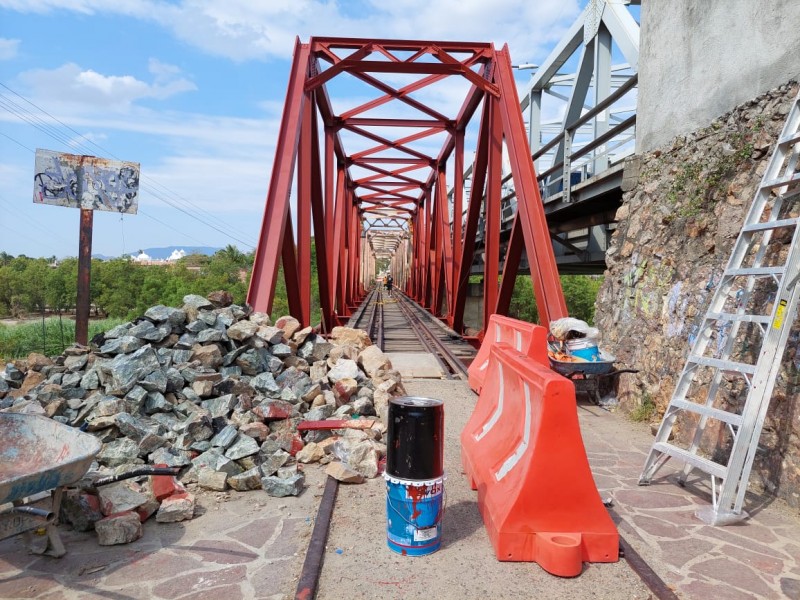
(0, 317, 125, 360)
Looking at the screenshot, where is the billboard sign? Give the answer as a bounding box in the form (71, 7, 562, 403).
(33, 148, 140, 214)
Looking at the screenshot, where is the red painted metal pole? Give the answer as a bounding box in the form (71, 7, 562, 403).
(281, 213, 303, 322)
(452, 100, 491, 333)
(422, 190, 433, 308)
(75, 208, 93, 346)
(483, 97, 502, 333)
(309, 96, 334, 332)
(436, 168, 453, 315)
(449, 130, 464, 325)
(496, 212, 524, 316)
(430, 186, 442, 315)
(494, 45, 567, 324)
(332, 167, 347, 318)
(248, 39, 310, 314)
(297, 94, 313, 326)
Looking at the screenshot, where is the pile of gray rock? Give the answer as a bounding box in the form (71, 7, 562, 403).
(0, 292, 404, 544)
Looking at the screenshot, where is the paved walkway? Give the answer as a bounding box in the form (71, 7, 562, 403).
(1, 378, 799, 599)
(0, 468, 324, 599)
(578, 399, 800, 599)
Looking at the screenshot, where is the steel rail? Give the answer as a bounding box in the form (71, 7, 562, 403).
(397, 293, 470, 378)
(618, 534, 680, 600)
(294, 476, 339, 600)
(394, 293, 467, 378)
(391, 293, 454, 378)
(376, 289, 385, 351)
(347, 286, 377, 330)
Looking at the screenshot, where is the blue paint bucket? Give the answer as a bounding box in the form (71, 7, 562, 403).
(566, 338, 601, 361)
(385, 474, 444, 556)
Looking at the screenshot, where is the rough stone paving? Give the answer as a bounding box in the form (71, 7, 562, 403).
(0, 292, 405, 548)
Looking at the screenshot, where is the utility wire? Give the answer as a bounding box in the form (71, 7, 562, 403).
(0, 127, 230, 253)
(0, 195, 74, 248)
(0, 83, 259, 248)
(0, 129, 35, 152)
(0, 87, 258, 247)
(138, 209, 212, 247)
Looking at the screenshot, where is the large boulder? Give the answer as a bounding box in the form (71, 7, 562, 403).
(357, 346, 392, 377)
(329, 327, 372, 350)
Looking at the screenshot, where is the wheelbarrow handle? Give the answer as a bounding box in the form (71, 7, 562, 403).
(91, 466, 183, 488)
(595, 368, 640, 379)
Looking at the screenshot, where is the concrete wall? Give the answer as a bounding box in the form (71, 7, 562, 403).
(637, 0, 800, 152)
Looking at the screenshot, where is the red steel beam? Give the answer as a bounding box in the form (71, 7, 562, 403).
(452, 100, 491, 333)
(308, 92, 334, 332)
(494, 45, 567, 324)
(483, 97, 502, 333)
(297, 93, 313, 326)
(250, 36, 564, 336)
(248, 39, 309, 314)
(449, 129, 464, 326)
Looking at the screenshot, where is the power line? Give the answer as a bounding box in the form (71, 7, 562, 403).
(138, 209, 211, 248)
(0, 127, 228, 253)
(0, 129, 35, 152)
(0, 87, 258, 248)
(0, 195, 74, 248)
(0, 83, 259, 248)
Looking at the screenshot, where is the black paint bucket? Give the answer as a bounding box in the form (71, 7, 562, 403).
(386, 397, 444, 480)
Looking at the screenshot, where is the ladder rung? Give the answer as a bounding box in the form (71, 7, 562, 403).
(687, 355, 757, 375)
(669, 398, 744, 426)
(706, 312, 771, 324)
(725, 266, 785, 278)
(742, 217, 799, 233)
(653, 442, 728, 479)
(762, 172, 800, 190)
(778, 129, 800, 147)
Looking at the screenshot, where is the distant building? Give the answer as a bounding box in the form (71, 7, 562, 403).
(167, 249, 186, 261)
(129, 248, 189, 266)
(132, 251, 152, 263)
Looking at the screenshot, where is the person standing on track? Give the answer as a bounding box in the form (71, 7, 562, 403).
(386, 274, 393, 296)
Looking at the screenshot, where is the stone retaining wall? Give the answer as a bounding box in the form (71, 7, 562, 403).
(595, 81, 800, 507)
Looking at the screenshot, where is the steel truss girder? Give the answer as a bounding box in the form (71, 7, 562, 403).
(248, 36, 567, 336)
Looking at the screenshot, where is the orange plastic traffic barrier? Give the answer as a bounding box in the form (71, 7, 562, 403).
(468, 314, 548, 394)
(461, 343, 618, 577)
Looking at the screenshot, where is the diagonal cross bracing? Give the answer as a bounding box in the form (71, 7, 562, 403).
(248, 36, 566, 336)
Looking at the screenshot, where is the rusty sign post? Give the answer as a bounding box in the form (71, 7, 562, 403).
(75, 209, 94, 346)
(33, 149, 140, 346)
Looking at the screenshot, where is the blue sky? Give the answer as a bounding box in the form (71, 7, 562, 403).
(0, 0, 593, 259)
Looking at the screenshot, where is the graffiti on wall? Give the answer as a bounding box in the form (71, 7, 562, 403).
(33, 149, 139, 214)
(621, 254, 677, 325)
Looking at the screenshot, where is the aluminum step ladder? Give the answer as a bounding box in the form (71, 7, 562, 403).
(638, 89, 800, 525)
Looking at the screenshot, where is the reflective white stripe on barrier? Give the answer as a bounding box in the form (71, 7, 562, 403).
(515, 330, 522, 352)
(475, 362, 504, 442)
(495, 381, 531, 481)
(479, 359, 489, 372)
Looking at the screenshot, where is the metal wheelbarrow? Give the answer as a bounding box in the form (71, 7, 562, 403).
(0, 412, 102, 557)
(549, 351, 639, 405)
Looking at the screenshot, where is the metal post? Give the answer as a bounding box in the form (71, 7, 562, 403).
(593, 22, 612, 174)
(75, 208, 93, 346)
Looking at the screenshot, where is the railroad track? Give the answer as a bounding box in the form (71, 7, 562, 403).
(350, 286, 474, 378)
(296, 287, 676, 600)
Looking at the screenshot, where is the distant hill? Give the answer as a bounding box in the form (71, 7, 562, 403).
(91, 246, 221, 261)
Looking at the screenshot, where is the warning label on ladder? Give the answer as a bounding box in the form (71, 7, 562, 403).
(773, 299, 788, 329)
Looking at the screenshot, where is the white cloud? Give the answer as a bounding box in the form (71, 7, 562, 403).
(1, 0, 581, 64)
(16, 62, 196, 109)
(0, 38, 20, 60)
